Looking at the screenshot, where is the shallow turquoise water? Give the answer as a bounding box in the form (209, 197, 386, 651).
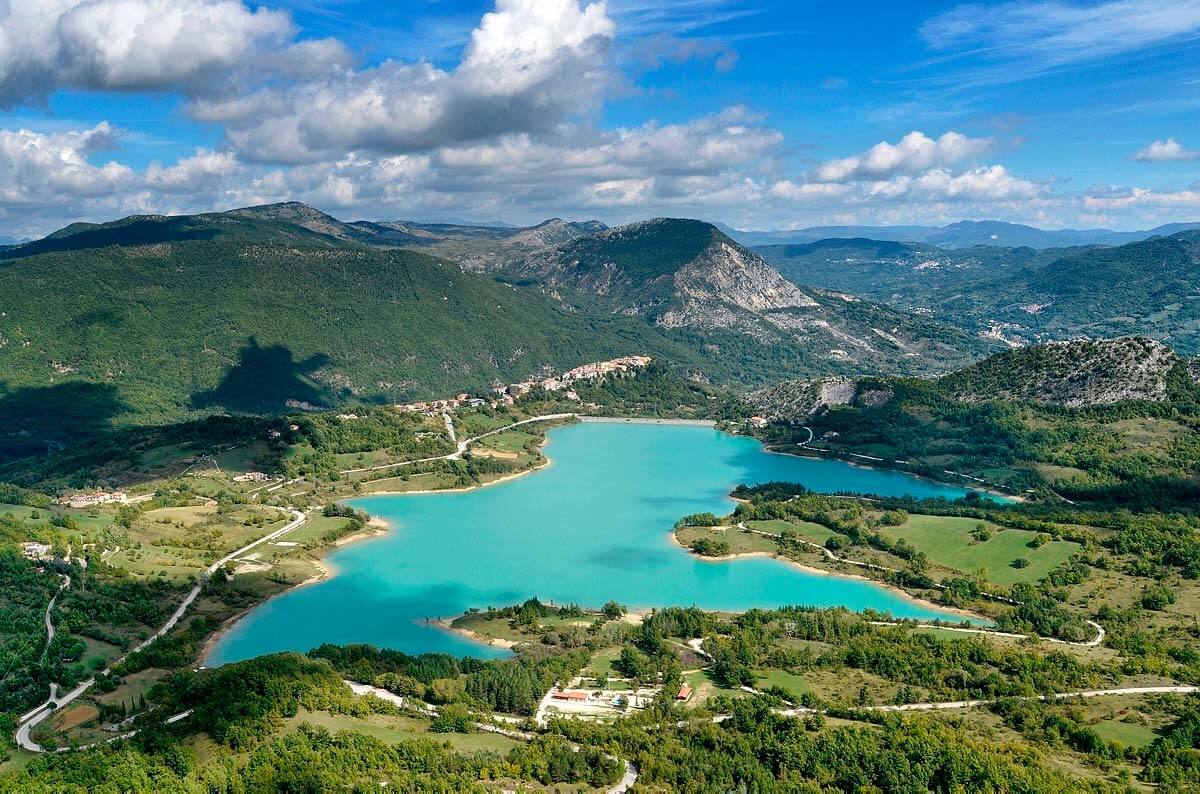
(206, 423, 980, 665)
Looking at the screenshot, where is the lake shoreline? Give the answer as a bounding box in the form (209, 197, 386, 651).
(759, 444, 1021, 503)
(434, 619, 518, 650)
(579, 416, 717, 427)
(204, 420, 994, 665)
(666, 530, 986, 625)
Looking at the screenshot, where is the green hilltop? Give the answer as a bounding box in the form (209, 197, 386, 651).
(0, 209, 701, 459)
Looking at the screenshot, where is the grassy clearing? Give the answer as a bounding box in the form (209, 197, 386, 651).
(885, 514, 1080, 586)
(50, 704, 98, 733)
(95, 668, 168, 708)
(475, 430, 539, 455)
(675, 525, 777, 556)
(747, 519, 836, 544)
(1091, 719, 1159, 749)
(141, 505, 218, 527)
(285, 709, 522, 755)
(211, 441, 272, 474)
(103, 505, 291, 582)
(284, 515, 354, 546)
(683, 669, 746, 706)
(756, 668, 809, 696)
(585, 646, 622, 678)
(361, 473, 461, 493)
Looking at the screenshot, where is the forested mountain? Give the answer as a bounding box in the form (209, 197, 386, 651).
(0, 205, 988, 462)
(761, 230, 1200, 353)
(729, 219, 1200, 248)
(0, 209, 701, 460)
(482, 218, 992, 377)
(940, 337, 1199, 407)
(750, 337, 1200, 504)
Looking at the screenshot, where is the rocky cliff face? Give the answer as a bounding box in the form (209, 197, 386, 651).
(748, 377, 895, 421)
(655, 235, 819, 330)
(495, 218, 989, 374)
(940, 337, 1198, 407)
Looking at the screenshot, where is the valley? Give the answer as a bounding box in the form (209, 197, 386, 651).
(0, 205, 1198, 792)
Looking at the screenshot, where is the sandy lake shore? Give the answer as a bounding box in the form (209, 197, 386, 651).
(667, 529, 986, 624)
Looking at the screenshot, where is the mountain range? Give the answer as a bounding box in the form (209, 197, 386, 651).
(0, 204, 987, 459)
(722, 219, 1200, 249)
(759, 231, 1200, 354)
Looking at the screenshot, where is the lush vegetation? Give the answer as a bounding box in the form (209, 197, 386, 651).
(761, 229, 1200, 354)
(757, 361, 1200, 510)
(0, 211, 706, 457)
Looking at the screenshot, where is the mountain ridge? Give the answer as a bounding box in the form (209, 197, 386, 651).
(725, 219, 1200, 249)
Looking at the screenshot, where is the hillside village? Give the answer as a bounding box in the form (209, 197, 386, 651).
(395, 355, 653, 414)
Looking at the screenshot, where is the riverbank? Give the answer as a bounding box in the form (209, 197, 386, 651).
(666, 530, 985, 625)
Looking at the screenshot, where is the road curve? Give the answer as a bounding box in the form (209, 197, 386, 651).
(15, 510, 308, 752)
(129, 509, 306, 656)
(340, 413, 577, 474)
(38, 575, 70, 665)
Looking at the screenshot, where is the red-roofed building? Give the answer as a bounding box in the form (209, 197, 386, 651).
(676, 683, 692, 701)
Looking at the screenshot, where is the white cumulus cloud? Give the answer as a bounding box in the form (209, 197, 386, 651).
(0, 0, 349, 107)
(1134, 138, 1200, 162)
(198, 0, 618, 164)
(812, 131, 993, 182)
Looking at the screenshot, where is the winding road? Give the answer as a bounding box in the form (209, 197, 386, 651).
(339, 413, 577, 474)
(15, 510, 309, 752)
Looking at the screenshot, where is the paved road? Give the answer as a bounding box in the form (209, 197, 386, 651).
(15, 510, 308, 752)
(38, 575, 70, 665)
(695, 685, 1200, 726)
(129, 510, 306, 656)
(340, 413, 577, 474)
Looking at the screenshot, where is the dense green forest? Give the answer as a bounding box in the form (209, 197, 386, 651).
(0, 212, 705, 460)
(760, 229, 1200, 354)
(755, 355, 1200, 511)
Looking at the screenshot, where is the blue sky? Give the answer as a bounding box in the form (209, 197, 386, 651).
(1, 0, 1199, 237)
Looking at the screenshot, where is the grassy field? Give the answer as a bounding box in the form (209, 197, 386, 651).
(756, 668, 809, 697)
(747, 519, 837, 544)
(682, 669, 747, 706)
(1091, 719, 1160, 749)
(475, 430, 539, 455)
(585, 646, 623, 678)
(360, 473, 461, 493)
(284, 515, 357, 546)
(675, 525, 777, 556)
(884, 514, 1080, 586)
(91, 503, 292, 582)
(285, 709, 523, 754)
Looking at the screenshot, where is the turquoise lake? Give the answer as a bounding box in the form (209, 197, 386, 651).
(205, 422, 980, 665)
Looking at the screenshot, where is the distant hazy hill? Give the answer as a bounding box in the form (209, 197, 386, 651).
(0, 207, 698, 459)
(488, 218, 992, 377)
(726, 219, 1200, 249)
(760, 230, 1200, 353)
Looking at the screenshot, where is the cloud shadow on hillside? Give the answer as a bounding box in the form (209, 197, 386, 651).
(0, 381, 128, 463)
(191, 339, 332, 415)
